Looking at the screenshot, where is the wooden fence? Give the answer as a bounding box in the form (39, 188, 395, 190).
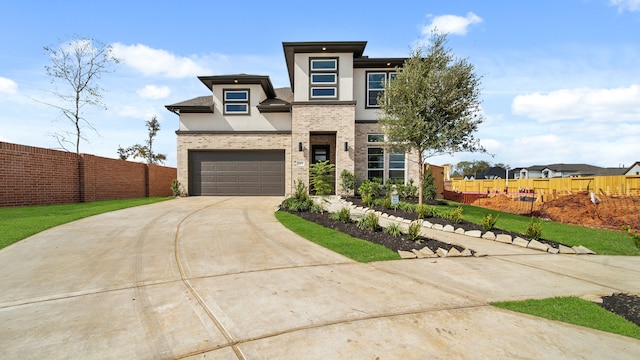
(448, 175, 640, 201)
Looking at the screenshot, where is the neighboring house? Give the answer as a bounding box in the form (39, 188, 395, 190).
(476, 167, 514, 180)
(166, 41, 420, 196)
(514, 163, 639, 179)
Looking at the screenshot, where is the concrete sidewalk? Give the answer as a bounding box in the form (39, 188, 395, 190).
(0, 197, 638, 359)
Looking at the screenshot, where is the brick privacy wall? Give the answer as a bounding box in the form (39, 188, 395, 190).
(0, 142, 176, 207)
(148, 164, 178, 197)
(1, 142, 80, 206)
(82, 154, 147, 201)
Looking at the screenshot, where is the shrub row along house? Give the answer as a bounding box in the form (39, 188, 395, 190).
(166, 41, 419, 196)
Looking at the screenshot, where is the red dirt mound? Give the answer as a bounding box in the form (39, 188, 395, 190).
(471, 192, 640, 231)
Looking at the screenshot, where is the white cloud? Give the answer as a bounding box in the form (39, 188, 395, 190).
(422, 12, 483, 36)
(111, 43, 212, 78)
(512, 85, 640, 122)
(136, 85, 170, 99)
(610, 0, 640, 12)
(0, 77, 18, 94)
(116, 105, 158, 120)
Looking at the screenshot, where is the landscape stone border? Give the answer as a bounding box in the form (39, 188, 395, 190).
(332, 197, 596, 259)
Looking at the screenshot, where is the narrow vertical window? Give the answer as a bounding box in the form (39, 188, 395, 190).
(388, 153, 405, 182)
(367, 147, 384, 181)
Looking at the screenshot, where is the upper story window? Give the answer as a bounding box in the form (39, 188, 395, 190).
(366, 71, 396, 108)
(223, 89, 250, 115)
(310, 58, 338, 100)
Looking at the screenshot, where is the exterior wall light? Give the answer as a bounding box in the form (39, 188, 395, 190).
(344, 142, 348, 151)
(298, 142, 303, 151)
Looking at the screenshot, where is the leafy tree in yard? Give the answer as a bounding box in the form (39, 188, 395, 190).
(379, 32, 486, 204)
(118, 116, 167, 165)
(453, 160, 491, 178)
(42, 38, 119, 153)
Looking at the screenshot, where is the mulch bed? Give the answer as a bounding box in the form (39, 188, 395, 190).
(600, 293, 640, 327)
(344, 197, 561, 249)
(290, 210, 467, 254)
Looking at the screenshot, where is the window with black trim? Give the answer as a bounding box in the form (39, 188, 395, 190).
(367, 133, 406, 182)
(223, 89, 249, 114)
(310, 58, 338, 99)
(366, 71, 396, 108)
(367, 147, 384, 181)
(388, 153, 405, 182)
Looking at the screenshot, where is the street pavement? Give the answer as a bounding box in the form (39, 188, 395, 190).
(1, 197, 639, 359)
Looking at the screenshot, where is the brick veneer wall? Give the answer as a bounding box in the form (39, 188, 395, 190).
(175, 132, 291, 195)
(291, 104, 355, 195)
(354, 123, 421, 185)
(0, 142, 176, 207)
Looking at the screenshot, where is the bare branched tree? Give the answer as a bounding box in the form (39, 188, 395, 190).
(43, 38, 119, 153)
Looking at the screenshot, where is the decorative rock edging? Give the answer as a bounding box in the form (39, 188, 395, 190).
(334, 197, 596, 259)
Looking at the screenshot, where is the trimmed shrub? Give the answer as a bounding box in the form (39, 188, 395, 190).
(407, 220, 422, 241)
(481, 213, 499, 231)
(357, 212, 380, 232)
(330, 207, 352, 223)
(383, 223, 402, 237)
(526, 217, 543, 240)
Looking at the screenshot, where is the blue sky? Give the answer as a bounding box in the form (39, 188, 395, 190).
(1, 0, 639, 169)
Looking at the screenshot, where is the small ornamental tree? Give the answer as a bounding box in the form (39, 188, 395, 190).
(118, 116, 167, 165)
(379, 32, 486, 204)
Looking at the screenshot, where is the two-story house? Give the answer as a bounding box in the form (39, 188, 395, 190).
(166, 41, 420, 196)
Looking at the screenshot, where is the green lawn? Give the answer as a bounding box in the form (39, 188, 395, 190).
(492, 297, 640, 340)
(0, 197, 171, 250)
(275, 211, 400, 262)
(432, 201, 640, 256)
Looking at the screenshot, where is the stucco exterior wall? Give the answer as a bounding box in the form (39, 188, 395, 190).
(176, 133, 292, 195)
(179, 83, 292, 132)
(353, 68, 391, 121)
(293, 53, 354, 102)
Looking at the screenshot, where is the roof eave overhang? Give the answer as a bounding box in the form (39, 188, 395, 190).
(353, 57, 406, 68)
(164, 105, 213, 115)
(282, 41, 367, 88)
(198, 75, 276, 98)
(257, 105, 291, 113)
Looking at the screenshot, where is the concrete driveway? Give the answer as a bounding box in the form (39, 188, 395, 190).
(1, 197, 639, 359)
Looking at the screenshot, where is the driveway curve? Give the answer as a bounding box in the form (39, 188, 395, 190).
(1, 197, 639, 359)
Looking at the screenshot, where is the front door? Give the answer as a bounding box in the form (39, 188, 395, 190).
(310, 145, 334, 194)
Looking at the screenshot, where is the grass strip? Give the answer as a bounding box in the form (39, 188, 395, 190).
(492, 297, 640, 340)
(432, 202, 639, 256)
(0, 197, 171, 250)
(275, 211, 400, 263)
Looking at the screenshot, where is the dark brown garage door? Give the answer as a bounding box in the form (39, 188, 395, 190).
(189, 150, 285, 196)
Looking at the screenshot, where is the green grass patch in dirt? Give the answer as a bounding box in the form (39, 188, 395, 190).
(0, 197, 171, 250)
(432, 202, 640, 256)
(492, 297, 640, 340)
(275, 211, 400, 263)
